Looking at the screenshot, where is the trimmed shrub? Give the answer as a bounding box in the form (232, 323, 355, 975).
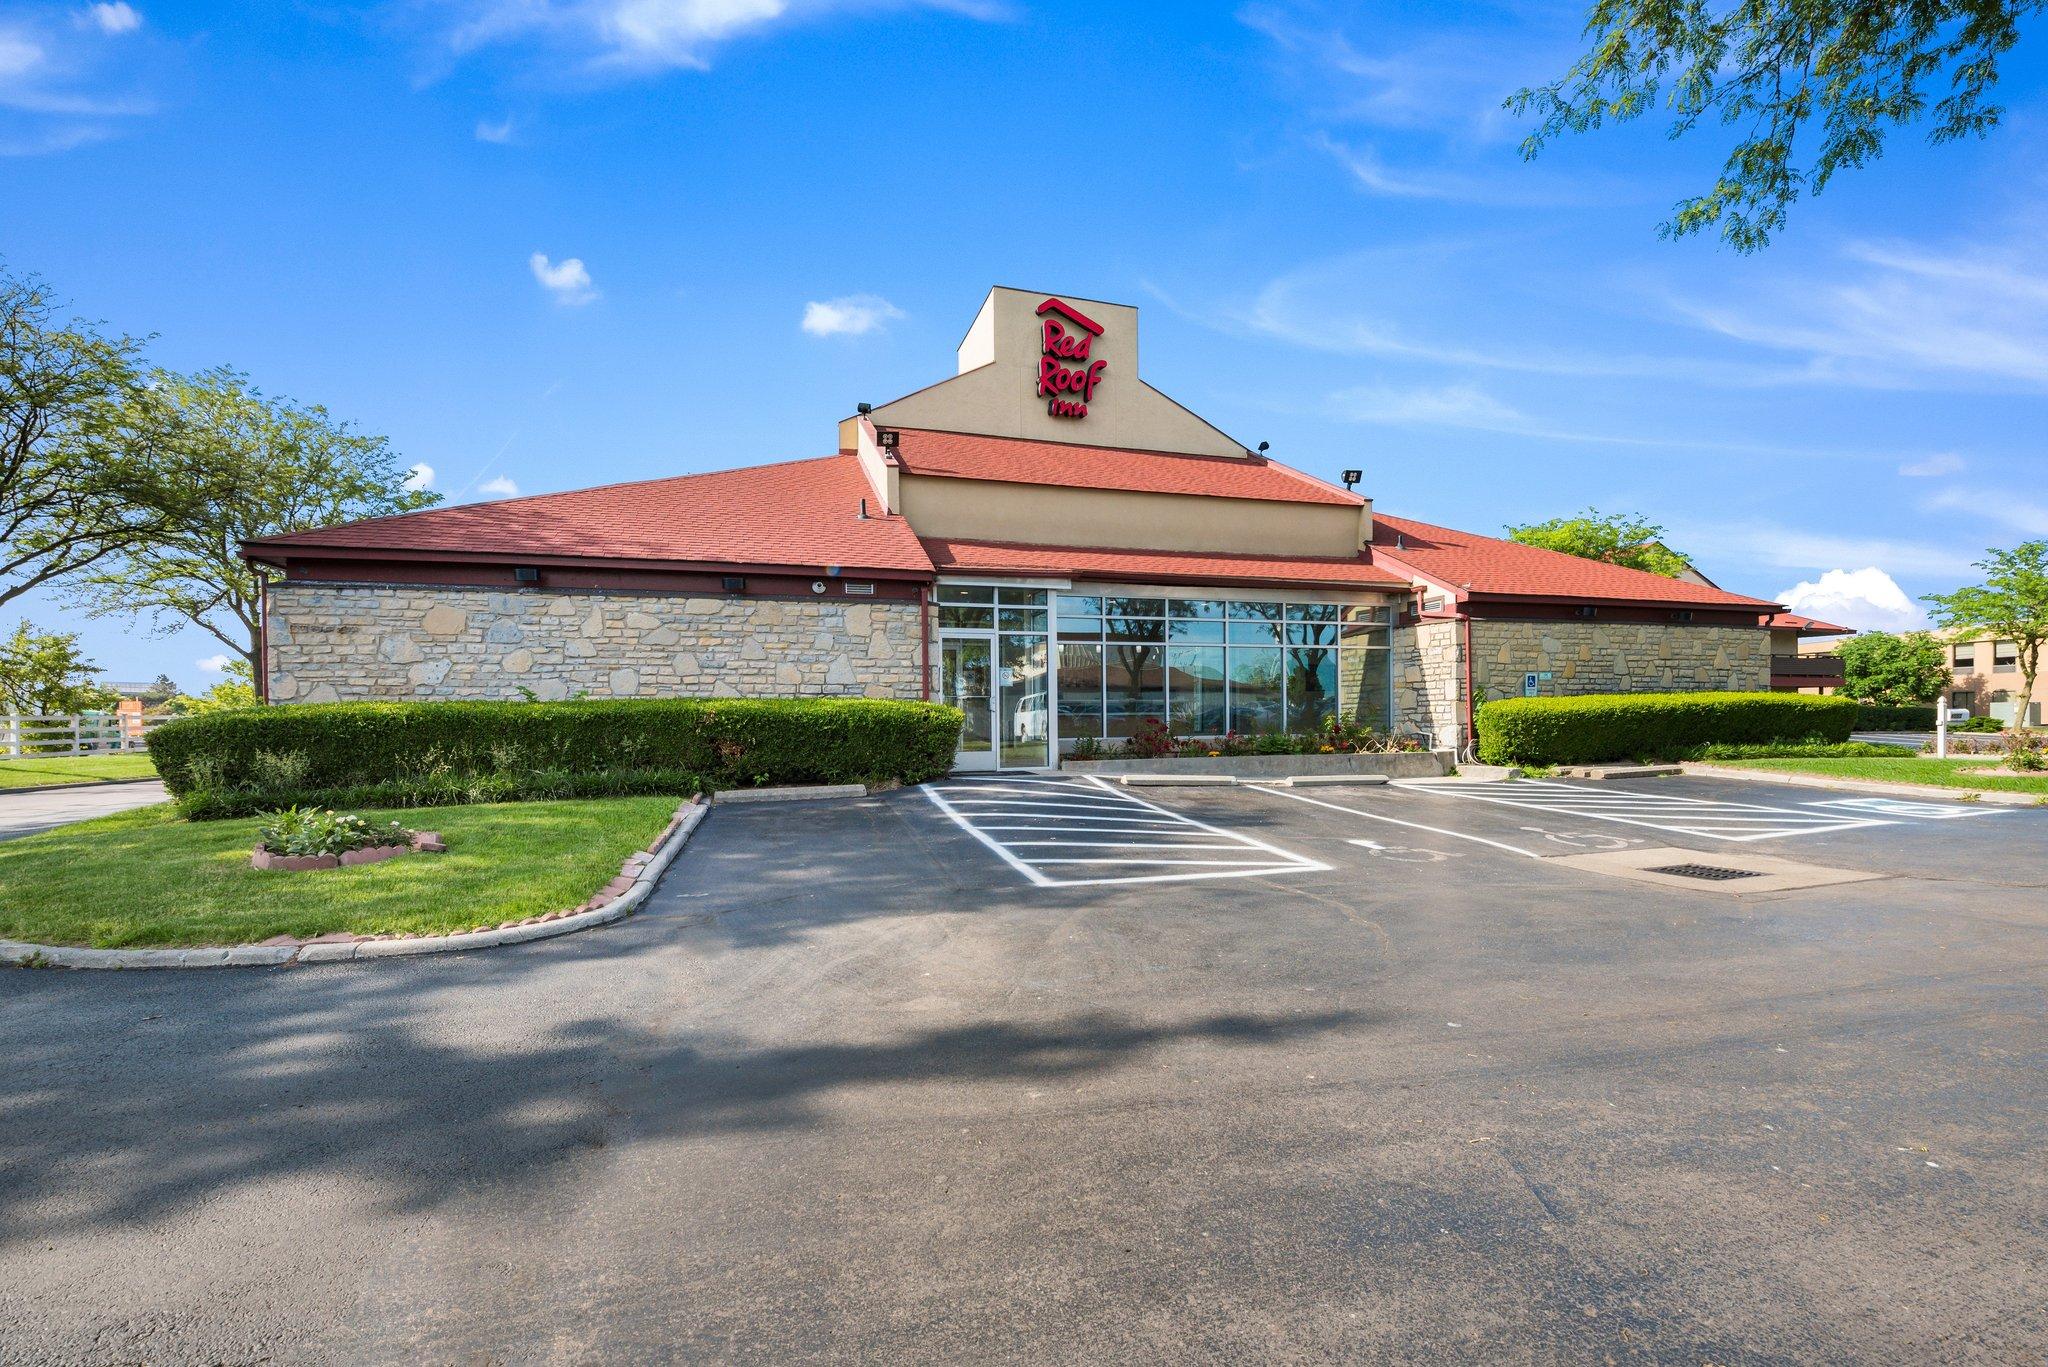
(149, 698, 963, 818)
(1474, 692, 1858, 766)
(1853, 703, 1937, 731)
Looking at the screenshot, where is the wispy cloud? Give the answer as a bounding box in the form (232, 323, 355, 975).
(1922, 487, 2048, 539)
(431, 0, 1009, 76)
(1237, 3, 1525, 141)
(474, 114, 516, 142)
(801, 293, 902, 337)
(0, 8, 154, 154)
(83, 3, 142, 36)
(196, 652, 234, 674)
(1674, 520, 1978, 580)
(529, 252, 596, 305)
(1669, 237, 2048, 392)
(1899, 452, 1965, 478)
(477, 475, 520, 497)
(1222, 250, 1820, 388)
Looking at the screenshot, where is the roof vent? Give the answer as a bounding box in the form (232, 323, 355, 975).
(857, 498, 869, 520)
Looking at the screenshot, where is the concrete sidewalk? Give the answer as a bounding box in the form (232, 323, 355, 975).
(0, 780, 170, 842)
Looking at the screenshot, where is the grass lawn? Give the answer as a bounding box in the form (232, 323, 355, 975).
(1704, 756, 2048, 798)
(0, 795, 686, 949)
(0, 753, 158, 789)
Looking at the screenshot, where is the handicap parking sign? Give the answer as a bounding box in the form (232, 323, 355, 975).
(1522, 673, 1539, 697)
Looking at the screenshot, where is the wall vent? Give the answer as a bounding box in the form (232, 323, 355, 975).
(844, 582, 876, 596)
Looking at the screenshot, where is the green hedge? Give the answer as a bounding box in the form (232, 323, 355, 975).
(149, 698, 963, 818)
(1475, 691, 1859, 766)
(1852, 704, 1938, 731)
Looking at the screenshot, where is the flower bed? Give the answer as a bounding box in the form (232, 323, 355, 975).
(251, 807, 447, 872)
(1069, 718, 1426, 762)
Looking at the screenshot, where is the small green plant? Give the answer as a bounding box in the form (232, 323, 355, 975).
(2003, 731, 2047, 772)
(257, 806, 416, 858)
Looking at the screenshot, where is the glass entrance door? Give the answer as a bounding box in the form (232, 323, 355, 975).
(941, 636, 996, 771)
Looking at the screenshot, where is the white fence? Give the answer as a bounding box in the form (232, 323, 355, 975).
(1, 712, 168, 758)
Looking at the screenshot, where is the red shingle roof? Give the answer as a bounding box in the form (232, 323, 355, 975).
(887, 428, 1362, 506)
(246, 455, 935, 574)
(921, 537, 1409, 590)
(1765, 612, 1854, 635)
(1370, 514, 1779, 609)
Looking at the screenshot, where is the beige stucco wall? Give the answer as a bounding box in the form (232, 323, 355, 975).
(900, 476, 1364, 558)
(1470, 620, 1771, 702)
(266, 583, 924, 703)
(868, 287, 1248, 458)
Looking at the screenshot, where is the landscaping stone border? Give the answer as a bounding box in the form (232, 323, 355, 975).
(1680, 763, 2046, 807)
(0, 798, 708, 971)
(1062, 750, 1452, 780)
(251, 830, 446, 871)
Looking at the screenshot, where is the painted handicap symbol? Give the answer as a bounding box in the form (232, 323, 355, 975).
(1348, 839, 1464, 864)
(1521, 826, 1641, 852)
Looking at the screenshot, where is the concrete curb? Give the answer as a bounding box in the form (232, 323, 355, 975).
(1, 799, 709, 972)
(1553, 764, 1683, 780)
(1680, 763, 2046, 807)
(711, 783, 867, 804)
(0, 776, 164, 798)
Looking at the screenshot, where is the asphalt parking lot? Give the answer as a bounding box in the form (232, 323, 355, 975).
(3, 773, 2045, 1363)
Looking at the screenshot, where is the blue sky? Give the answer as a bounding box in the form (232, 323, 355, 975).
(5, 0, 2046, 689)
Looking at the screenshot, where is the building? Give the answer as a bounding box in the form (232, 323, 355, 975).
(1798, 629, 2043, 724)
(1766, 613, 1854, 692)
(245, 287, 1792, 770)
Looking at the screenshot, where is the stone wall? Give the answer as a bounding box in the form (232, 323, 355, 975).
(1394, 619, 1465, 748)
(265, 583, 925, 703)
(1470, 620, 1770, 702)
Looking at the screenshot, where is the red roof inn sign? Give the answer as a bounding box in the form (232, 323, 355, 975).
(1035, 297, 1107, 419)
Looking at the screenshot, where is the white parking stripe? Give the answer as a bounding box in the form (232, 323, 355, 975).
(1392, 779, 1892, 843)
(923, 776, 1328, 887)
(1248, 784, 1548, 859)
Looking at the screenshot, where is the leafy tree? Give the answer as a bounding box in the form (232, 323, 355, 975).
(1837, 630, 1950, 704)
(1, 270, 187, 608)
(1504, 508, 1693, 577)
(1509, 1, 2042, 250)
(166, 658, 258, 715)
(70, 367, 438, 677)
(0, 620, 117, 714)
(1924, 542, 2048, 729)
(145, 672, 180, 703)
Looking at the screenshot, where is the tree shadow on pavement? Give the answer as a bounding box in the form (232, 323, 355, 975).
(0, 944, 1370, 1244)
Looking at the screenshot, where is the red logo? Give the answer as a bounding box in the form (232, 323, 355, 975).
(1035, 297, 1106, 419)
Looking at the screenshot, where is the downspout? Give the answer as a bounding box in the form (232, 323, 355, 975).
(1460, 610, 1476, 762)
(256, 566, 272, 705)
(918, 582, 932, 702)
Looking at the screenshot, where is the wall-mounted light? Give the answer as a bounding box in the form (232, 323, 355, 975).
(722, 575, 746, 592)
(1341, 469, 1362, 490)
(513, 566, 540, 584)
(811, 581, 828, 595)
(856, 402, 873, 416)
(877, 429, 899, 449)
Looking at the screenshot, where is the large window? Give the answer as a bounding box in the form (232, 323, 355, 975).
(1049, 593, 1395, 739)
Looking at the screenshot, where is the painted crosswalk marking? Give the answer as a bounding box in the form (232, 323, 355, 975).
(1392, 778, 1894, 843)
(923, 776, 1329, 887)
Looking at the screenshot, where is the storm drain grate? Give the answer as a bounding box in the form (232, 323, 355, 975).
(1647, 863, 1766, 882)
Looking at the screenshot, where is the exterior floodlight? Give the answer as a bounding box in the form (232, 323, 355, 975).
(1341, 469, 1362, 490)
(1256, 441, 1270, 454)
(856, 402, 873, 415)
